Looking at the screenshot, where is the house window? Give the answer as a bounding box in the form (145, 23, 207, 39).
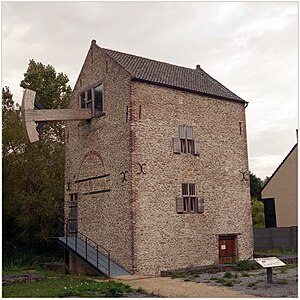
(179, 125, 194, 154)
(80, 83, 103, 116)
(176, 183, 204, 214)
(182, 183, 197, 213)
(173, 125, 200, 155)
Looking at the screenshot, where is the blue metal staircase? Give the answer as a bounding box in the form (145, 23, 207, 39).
(53, 219, 130, 277)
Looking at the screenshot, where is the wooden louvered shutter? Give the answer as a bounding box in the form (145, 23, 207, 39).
(178, 125, 186, 139)
(176, 197, 184, 213)
(194, 140, 200, 156)
(186, 126, 194, 139)
(173, 138, 180, 154)
(197, 197, 204, 213)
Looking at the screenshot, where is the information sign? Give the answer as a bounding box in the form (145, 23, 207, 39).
(254, 257, 286, 268)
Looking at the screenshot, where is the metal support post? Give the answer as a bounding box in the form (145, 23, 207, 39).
(267, 267, 273, 283)
(85, 237, 88, 259)
(66, 223, 68, 245)
(108, 252, 111, 277)
(97, 245, 99, 268)
(75, 234, 77, 252)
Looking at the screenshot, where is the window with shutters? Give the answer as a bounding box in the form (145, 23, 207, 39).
(176, 183, 204, 214)
(80, 83, 103, 117)
(173, 125, 200, 155)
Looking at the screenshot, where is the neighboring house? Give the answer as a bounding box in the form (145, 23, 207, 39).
(261, 143, 298, 228)
(62, 40, 253, 276)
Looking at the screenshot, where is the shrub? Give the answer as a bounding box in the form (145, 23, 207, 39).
(235, 260, 256, 271)
(223, 272, 233, 278)
(224, 280, 234, 287)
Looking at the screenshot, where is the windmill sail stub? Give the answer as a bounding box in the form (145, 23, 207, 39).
(21, 88, 93, 143)
(21, 89, 39, 143)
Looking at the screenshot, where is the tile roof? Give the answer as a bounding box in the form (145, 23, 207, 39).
(99, 46, 246, 103)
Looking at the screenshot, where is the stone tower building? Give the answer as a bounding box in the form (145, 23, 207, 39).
(64, 40, 253, 276)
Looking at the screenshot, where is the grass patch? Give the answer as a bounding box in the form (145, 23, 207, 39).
(170, 272, 187, 279)
(279, 263, 298, 272)
(258, 249, 297, 256)
(216, 277, 237, 287)
(2, 276, 133, 298)
(2, 265, 65, 277)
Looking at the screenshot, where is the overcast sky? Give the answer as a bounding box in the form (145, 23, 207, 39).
(2, 1, 298, 179)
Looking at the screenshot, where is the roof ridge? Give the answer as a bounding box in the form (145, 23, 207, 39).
(100, 46, 206, 74)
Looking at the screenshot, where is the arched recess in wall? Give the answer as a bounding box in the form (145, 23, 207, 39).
(75, 150, 109, 193)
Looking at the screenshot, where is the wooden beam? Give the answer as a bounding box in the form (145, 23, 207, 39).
(25, 108, 92, 122)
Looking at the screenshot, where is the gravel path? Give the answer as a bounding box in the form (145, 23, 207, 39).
(192, 266, 298, 298)
(113, 264, 297, 297)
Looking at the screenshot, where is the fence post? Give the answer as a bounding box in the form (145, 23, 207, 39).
(85, 236, 88, 259)
(66, 222, 68, 245)
(269, 228, 273, 250)
(75, 234, 77, 252)
(289, 227, 294, 249)
(97, 245, 99, 269)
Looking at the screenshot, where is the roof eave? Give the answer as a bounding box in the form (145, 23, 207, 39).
(131, 77, 248, 105)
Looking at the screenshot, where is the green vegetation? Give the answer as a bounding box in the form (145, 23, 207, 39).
(170, 272, 187, 279)
(251, 198, 265, 228)
(279, 263, 298, 273)
(215, 277, 238, 287)
(2, 276, 133, 298)
(250, 172, 269, 228)
(2, 263, 64, 277)
(250, 172, 263, 200)
(235, 260, 256, 271)
(223, 272, 233, 278)
(3, 60, 72, 263)
(258, 249, 298, 255)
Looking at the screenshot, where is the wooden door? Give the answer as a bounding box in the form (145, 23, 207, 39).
(68, 193, 78, 236)
(219, 235, 236, 264)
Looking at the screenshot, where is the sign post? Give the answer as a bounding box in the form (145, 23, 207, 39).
(254, 257, 286, 284)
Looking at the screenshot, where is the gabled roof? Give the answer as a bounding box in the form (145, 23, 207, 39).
(98, 45, 246, 104)
(261, 143, 298, 192)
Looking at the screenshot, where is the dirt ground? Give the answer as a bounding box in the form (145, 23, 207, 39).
(113, 275, 255, 298)
(113, 264, 298, 298)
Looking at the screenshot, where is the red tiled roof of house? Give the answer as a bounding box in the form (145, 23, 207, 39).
(99, 46, 246, 103)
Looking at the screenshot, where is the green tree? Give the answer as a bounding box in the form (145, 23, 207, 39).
(250, 172, 263, 200)
(249, 172, 265, 228)
(20, 59, 72, 142)
(2, 60, 72, 259)
(251, 198, 265, 228)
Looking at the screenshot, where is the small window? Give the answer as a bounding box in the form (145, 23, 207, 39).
(176, 184, 204, 214)
(94, 84, 103, 112)
(173, 125, 200, 155)
(79, 83, 104, 116)
(182, 183, 197, 213)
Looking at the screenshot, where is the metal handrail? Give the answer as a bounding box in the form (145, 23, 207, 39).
(56, 218, 111, 275)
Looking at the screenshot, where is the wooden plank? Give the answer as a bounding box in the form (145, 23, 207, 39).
(25, 108, 92, 122)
